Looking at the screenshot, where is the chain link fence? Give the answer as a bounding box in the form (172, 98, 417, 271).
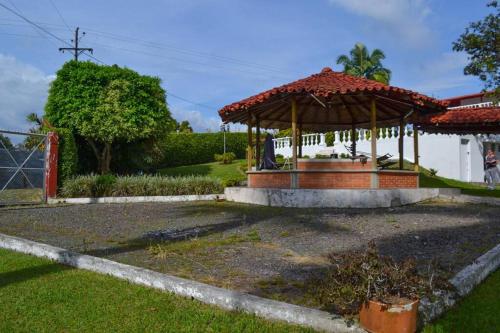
(0, 130, 47, 205)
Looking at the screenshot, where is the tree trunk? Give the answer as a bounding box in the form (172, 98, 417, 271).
(87, 139, 112, 174)
(102, 143, 112, 174)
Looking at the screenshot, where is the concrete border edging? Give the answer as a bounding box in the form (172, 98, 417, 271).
(48, 194, 225, 205)
(419, 243, 500, 324)
(450, 243, 500, 296)
(0, 233, 363, 333)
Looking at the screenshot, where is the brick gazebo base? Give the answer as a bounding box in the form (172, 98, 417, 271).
(247, 159, 419, 189)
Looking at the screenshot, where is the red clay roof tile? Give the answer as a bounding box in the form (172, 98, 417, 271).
(219, 67, 447, 117)
(421, 106, 500, 125)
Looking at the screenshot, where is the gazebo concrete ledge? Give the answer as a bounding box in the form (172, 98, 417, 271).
(224, 187, 447, 208)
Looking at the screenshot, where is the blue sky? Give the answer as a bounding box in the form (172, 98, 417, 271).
(0, 0, 492, 132)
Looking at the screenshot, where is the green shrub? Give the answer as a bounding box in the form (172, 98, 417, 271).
(60, 175, 95, 198)
(61, 175, 223, 198)
(93, 174, 117, 197)
(315, 154, 331, 159)
(340, 153, 350, 159)
(214, 152, 236, 164)
(55, 128, 78, 189)
(325, 132, 334, 146)
(160, 132, 247, 167)
(429, 168, 438, 177)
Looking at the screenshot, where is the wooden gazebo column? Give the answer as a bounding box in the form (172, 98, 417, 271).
(399, 117, 405, 170)
(413, 126, 420, 172)
(247, 114, 253, 172)
(298, 121, 303, 158)
(255, 116, 261, 170)
(351, 122, 357, 157)
(291, 97, 298, 170)
(370, 99, 379, 188)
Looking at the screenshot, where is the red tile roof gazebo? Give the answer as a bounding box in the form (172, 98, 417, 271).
(219, 67, 447, 190)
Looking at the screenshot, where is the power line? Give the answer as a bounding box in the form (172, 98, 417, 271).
(0, 2, 102, 63)
(167, 92, 215, 110)
(0, 16, 289, 75)
(2, 0, 58, 47)
(0, 5, 224, 110)
(0, 2, 69, 45)
(47, 0, 72, 32)
(90, 41, 287, 78)
(85, 28, 289, 75)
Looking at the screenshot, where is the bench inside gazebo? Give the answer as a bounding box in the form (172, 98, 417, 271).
(219, 67, 447, 193)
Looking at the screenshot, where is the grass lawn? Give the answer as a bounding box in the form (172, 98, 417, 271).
(160, 159, 246, 186)
(0, 188, 43, 204)
(423, 269, 500, 333)
(0, 248, 314, 333)
(419, 171, 500, 198)
(389, 160, 500, 198)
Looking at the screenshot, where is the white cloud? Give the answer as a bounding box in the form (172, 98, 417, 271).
(0, 54, 52, 132)
(170, 107, 222, 132)
(328, 0, 433, 47)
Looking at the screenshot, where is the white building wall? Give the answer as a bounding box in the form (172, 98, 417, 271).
(274, 129, 499, 183)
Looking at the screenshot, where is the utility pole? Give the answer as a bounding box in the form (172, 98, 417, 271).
(59, 27, 93, 61)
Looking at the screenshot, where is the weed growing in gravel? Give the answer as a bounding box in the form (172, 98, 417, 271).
(385, 215, 398, 224)
(149, 231, 262, 258)
(280, 231, 291, 238)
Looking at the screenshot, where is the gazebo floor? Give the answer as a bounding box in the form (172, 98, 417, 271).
(224, 187, 450, 208)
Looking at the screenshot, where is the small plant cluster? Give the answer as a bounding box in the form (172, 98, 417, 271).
(312, 243, 452, 315)
(315, 154, 331, 159)
(214, 152, 236, 164)
(61, 174, 223, 198)
(429, 168, 438, 177)
(339, 153, 351, 159)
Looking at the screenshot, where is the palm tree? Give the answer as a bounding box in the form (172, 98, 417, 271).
(336, 43, 392, 84)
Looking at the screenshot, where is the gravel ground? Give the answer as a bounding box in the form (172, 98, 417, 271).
(0, 200, 498, 305)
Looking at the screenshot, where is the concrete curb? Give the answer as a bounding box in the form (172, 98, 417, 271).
(450, 243, 500, 296)
(0, 233, 363, 333)
(48, 194, 225, 205)
(419, 242, 500, 324)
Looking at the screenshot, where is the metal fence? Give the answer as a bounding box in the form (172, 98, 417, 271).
(0, 129, 47, 205)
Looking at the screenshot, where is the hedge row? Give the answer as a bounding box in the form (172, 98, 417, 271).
(54, 128, 78, 188)
(160, 132, 247, 167)
(61, 174, 223, 198)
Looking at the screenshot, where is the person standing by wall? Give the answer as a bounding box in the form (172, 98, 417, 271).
(485, 149, 500, 190)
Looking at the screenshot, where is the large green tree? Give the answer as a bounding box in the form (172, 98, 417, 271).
(45, 61, 175, 174)
(336, 43, 392, 84)
(453, 1, 499, 97)
(176, 120, 193, 133)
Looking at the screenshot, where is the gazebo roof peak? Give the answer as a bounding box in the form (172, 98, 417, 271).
(219, 67, 448, 130)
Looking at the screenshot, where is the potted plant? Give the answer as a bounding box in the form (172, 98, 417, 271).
(313, 242, 451, 333)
